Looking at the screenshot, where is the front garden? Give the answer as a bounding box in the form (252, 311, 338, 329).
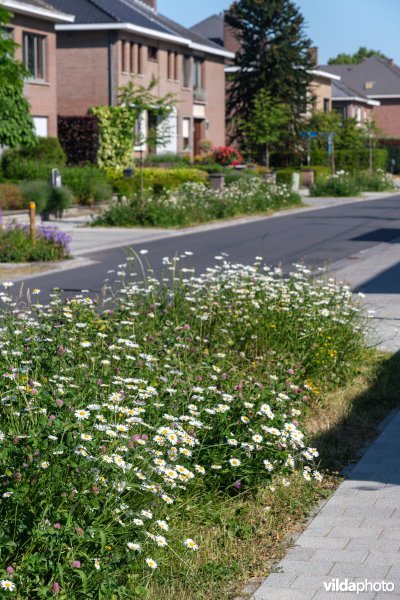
(0, 253, 379, 598)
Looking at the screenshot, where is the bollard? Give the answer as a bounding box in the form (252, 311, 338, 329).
(0, 207, 3, 231)
(29, 201, 36, 246)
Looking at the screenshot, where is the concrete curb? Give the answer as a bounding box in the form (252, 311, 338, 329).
(0, 257, 97, 282)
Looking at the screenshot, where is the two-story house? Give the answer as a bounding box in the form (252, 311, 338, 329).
(47, 0, 233, 156)
(1, 0, 74, 137)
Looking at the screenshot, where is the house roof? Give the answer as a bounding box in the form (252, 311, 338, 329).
(1, 0, 74, 22)
(320, 56, 400, 98)
(331, 79, 380, 106)
(51, 0, 233, 57)
(190, 13, 224, 47)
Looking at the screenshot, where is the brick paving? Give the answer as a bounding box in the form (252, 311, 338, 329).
(253, 411, 400, 599)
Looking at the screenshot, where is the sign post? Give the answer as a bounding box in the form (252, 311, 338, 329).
(29, 202, 36, 246)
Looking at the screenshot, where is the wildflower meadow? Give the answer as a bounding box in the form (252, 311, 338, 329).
(0, 255, 367, 598)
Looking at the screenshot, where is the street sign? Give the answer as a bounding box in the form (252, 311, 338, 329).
(300, 131, 318, 139)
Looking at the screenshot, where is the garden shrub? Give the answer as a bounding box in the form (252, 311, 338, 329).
(61, 167, 112, 205)
(335, 148, 388, 173)
(0, 183, 24, 210)
(224, 170, 261, 185)
(303, 166, 330, 182)
(1, 158, 53, 181)
(91, 105, 136, 173)
(58, 115, 100, 165)
(378, 138, 400, 173)
(46, 186, 74, 217)
(0, 258, 366, 596)
(143, 153, 190, 166)
(108, 168, 209, 198)
(276, 168, 295, 186)
(212, 146, 244, 166)
(194, 163, 225, 174)
(354, 170, 394, 192)
(19, 180, 52, 214)
(0, 223, 70, 261)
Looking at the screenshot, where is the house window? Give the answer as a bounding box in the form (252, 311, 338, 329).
(194, 59, 205, 101)
(182, 117, 191, 149)
(148, 46, 158, 61)
(323, 98, 330, 113)
(182, 56, 191, 88)
(33, 116, 48, 138)
(121, 40, 128, 72)
(23, 32, 46, 80)
(137, 44, 143, 74)
(130, 42, 135, 73)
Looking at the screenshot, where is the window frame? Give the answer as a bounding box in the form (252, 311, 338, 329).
(23, 31, 46, 81)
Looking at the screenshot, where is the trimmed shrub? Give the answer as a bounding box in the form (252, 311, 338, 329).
(335, 148, 388, 173)
(46, 186, 74, 217)
(1, 138, 66, 173)
(108, 168, 209, 198)
(354, 170, 395, 192)
(378, 138, 400, 173)
(1, 158, 53, 181)
(61, 167, 112, 205)
(19, 180, 52, 214)
(0, 183, 24, 210)
(276, 168, 295, 186)
(143, 153, 190, 166)
(58, 115, 100, 165)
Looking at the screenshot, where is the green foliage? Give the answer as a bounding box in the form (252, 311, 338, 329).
(143, 153, 190, 166)
(239, 90, 291, 166)
(94, 178, 301, 227)
(19, 180, 52, 214)
(0, 183, 24, 210)
(226, 0, 314, 150)
(303, 166, 330, 182)
(0, 8, 36, 148)
(328, 47, 389, 64)
(61, 167, 112, 205)
(378, 138, 400, 173)
(92, 78, 177, 173)
(46, 186, 74, 217)
(311, 174, 362, 197)
(335, 149, 388, 172)
(1, 155, 53, 181)
(5, 137, 67, 164)
(108, 168, 208, 198)
(354, 170, 394, 192)
(276, 168, 295, 186)
(0, 224, 70, 261)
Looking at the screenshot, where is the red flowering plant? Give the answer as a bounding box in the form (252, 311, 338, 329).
(212, 146, 244, 166)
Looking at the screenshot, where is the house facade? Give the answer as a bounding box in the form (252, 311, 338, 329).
(322, 57, 400, 137)
(331, 80, 379, 123)
(2, 0, 74, 137)
(49, 0, 233, 156)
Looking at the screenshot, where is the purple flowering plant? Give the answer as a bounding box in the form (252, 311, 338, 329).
(0, 223, 70, 262)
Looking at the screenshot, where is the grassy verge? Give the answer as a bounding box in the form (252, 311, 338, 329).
(145, 350, 400, 600)
(0, 258, 384, 598)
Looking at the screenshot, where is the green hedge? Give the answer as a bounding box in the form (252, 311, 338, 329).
(61, 167, 112, 205)
(109, 167, 209, 197)
(276, 169, 295, 186)
(335, 149, 388, 172)
(303, 165, 330, 182)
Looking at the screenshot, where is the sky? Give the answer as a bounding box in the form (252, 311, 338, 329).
(157, 0, 400, 65)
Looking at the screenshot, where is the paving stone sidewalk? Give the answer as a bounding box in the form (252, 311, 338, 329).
(253, 411, 400, 599)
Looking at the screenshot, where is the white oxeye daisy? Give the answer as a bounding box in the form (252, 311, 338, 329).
(127, 542, 141, 551)
(0, 580, 16, 591)
(80, 341, 92, 348)
(39, 461, 50, 469)
(155, 535, 167, 547)
(145, 558, 157, 569)
(75, 409, 90, 420)
(229, 458, 241, 467)
(184, 538, 199, 551)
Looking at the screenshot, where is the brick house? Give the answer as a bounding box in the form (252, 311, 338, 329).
(2, 0, 74, 137)
(331, 80, 379, 124)
(322, 56, 400, 137)
(48, 0, 233, 156)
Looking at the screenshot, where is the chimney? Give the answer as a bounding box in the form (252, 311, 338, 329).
(309, 47, 318, 66)
(141, 0, 157, 9)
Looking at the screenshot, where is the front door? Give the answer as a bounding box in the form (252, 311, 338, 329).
(194, 118, 204, 156)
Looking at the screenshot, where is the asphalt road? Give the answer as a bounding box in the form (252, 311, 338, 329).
(12, 194, 400, 299)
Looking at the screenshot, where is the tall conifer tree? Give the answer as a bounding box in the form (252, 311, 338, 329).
(226, 0, 314, 152)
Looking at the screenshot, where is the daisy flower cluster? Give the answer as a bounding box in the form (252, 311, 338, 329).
(0, 257, 366, 597)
